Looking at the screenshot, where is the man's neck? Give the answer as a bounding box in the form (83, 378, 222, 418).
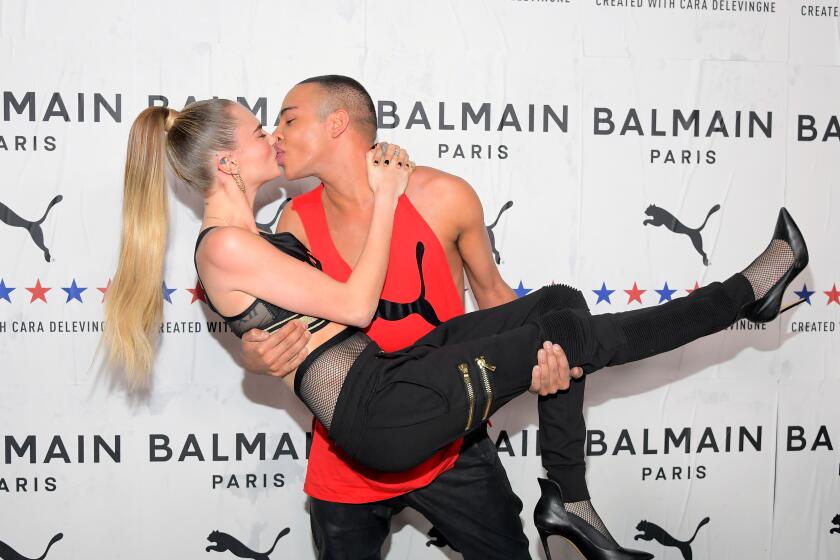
(318, 145, 375, 213)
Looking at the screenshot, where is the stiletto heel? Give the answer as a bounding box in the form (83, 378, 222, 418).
(739, 208, 809, 323)
(538, 529, 553, 560)
(779, 297, 807, 315)
(534, 478, 653, 560)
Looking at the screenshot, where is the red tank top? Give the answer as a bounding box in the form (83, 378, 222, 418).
(294, 184, 465, 503)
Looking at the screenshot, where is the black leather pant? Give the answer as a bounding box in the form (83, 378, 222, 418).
(309, 428, 531, 560)
(328, 278, 752, 475)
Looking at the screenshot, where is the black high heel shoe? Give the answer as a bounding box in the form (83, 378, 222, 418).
(534, 478, 653, 560)
(739, 207, 809, 323)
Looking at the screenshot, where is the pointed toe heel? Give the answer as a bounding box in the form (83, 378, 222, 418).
(534, 478, 653, 560)
(739, 207, 809, 323)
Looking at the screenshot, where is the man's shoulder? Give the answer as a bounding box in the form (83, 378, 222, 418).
(405, 167, 483, 242)
(407, 166, 475, 206)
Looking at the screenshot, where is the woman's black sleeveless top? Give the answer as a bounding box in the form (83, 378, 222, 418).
(193, 227, 330, 338)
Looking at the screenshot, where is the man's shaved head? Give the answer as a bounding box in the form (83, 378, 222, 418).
(297, 75, 377, 143)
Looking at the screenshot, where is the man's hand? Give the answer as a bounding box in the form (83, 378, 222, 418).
(528, 341, 584, 395)
(240, 320, 310, 377)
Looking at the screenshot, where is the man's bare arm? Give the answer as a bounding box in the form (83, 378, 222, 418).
(436, 174, 584, 393)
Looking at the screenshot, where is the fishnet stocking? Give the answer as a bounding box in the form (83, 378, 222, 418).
(565, 500, 617, 545)
(297, 332, 370, 431)
(741, 239, 795, 300)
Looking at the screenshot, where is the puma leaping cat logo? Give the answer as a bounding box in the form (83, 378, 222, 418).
(486, 200, 513, 264)
(205, 528, 290, 559)
(643, 204, 720, 266)
(0, 195, 63, 262)
(256, 197, 291, 234)
(830, 514, 840, 534)
(376, 241, 441, 326)
(634, 517, 710, 560)
(0, 533, 63, 560)
(425, 526, 460, 552)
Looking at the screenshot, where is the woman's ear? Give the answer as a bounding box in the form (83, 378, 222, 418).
(216, 155, 238, 175)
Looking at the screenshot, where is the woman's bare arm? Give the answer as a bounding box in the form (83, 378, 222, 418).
(198, 146, 412, 328)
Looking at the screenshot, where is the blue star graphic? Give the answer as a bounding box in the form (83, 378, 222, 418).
(514, 281, 532, 298)
(162, 282, 177, 304)
(593, 282, 615, 304)
(62, 279, 87, 303)
(655, 282, 677, 303)
(0, 279, 15, 303)
(794, 283, 815, 305)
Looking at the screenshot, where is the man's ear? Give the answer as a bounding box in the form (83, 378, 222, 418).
(328, 109, 351, 138)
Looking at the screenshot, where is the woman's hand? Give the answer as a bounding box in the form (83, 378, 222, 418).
(366, 142, 414, 199)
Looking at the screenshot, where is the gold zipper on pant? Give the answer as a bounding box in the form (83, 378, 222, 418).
(475, 356, 496, 421)
(458, 362, 475, 432)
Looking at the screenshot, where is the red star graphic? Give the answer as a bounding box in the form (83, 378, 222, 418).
(26, 279, 51, 303)
(187, 281, 207, 304)
(825, 284, 840, 305)
(686, 281, 701, 294)
(625, 282, 646, 304)
(97, 278, 112, 302)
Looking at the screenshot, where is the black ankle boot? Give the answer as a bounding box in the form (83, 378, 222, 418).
(534, 478, 653, 560)
(739, 207, 809, 323)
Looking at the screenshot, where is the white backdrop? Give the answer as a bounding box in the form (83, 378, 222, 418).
(1, 1, 839, 558)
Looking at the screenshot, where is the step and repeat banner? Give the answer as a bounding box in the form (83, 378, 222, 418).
(1, 1, 839, 558)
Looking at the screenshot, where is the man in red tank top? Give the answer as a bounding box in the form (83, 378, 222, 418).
(239, 77, 605, 559)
